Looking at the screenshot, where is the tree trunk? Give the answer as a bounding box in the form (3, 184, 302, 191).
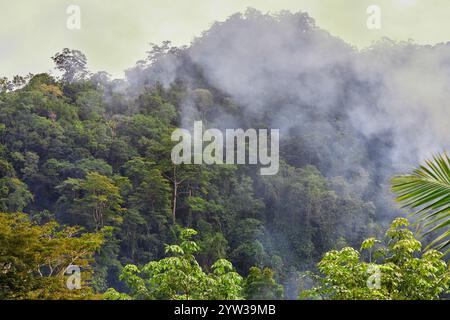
(172, 182, 177, 224)
(172, 166, 178, 224)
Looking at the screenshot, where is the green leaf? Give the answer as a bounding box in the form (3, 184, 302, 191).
(392, 153, 450, 250)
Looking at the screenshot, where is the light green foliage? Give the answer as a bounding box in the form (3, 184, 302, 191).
(106, 228, 244, 300)
(103, 288, 132, 300)
(300, 218, 449, 300)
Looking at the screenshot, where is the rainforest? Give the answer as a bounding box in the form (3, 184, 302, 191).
(0, 9, 449, 300)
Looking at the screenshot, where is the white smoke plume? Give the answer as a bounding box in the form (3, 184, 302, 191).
(127, 8, 450, 179)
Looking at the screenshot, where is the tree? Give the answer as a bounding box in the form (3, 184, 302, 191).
(0, 177, 33, 212)
(104, 228, 243, 300)
(0, 159, 33, 212)
(52, 48, 89, 83)
(155, 131, 212, 225)
(243, 267, 283, 300)
(123, 157, 171, 220)
(0, 77, 11, 93)
(0, 75, 31, 92)
(191, 88, 214, 120)
(0, 212, 104, 299)
(57, 172, 124, 230)
(300, 218, 449, 300)
(121, 157, 172, 263)
(392, 153, 450, 251)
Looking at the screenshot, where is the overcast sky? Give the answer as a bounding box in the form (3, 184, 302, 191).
(1, 0, 449, 78)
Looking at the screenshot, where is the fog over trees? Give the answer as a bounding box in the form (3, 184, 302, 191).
(0, 9, 448, 299)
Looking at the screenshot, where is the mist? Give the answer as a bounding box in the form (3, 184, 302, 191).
(124, 9, 450, 210)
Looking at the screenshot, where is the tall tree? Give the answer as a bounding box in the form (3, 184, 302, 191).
(57, 172, 124, 230)
(52, 49, 89, 83)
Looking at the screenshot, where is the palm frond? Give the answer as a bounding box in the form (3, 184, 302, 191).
(391, 152, 450, 251)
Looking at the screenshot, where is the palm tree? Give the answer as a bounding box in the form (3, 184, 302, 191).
(391, 153, 450, 252)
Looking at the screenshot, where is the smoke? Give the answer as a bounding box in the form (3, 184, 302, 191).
(351, 41, 450, 167)
(124, 8, 450, 213)
(183, 9, 450, 172)
(189, 10, 351, 114)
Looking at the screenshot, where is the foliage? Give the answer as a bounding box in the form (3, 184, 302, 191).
(243, 267, 284, 300)
(105, 228, 243, 300)
(0, 212, 104, 299)
(51, 49, 89, 83)
(392, 153, 450, 251)
(56, 172, 124, 230)
(0, 177, 33, 212)
(300, 218, 449, 300)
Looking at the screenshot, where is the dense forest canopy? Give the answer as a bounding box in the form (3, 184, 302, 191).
(0, 9, 449, 299)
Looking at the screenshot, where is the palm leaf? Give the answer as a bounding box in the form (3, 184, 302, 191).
(391, 152, 450, 251)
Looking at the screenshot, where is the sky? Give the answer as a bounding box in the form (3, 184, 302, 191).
(1, 0, 450, 79)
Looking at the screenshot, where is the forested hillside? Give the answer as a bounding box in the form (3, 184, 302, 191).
(1, 10, 449, 299)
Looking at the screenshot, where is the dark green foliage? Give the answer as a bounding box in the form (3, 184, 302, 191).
(244, 267, 284, 300)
